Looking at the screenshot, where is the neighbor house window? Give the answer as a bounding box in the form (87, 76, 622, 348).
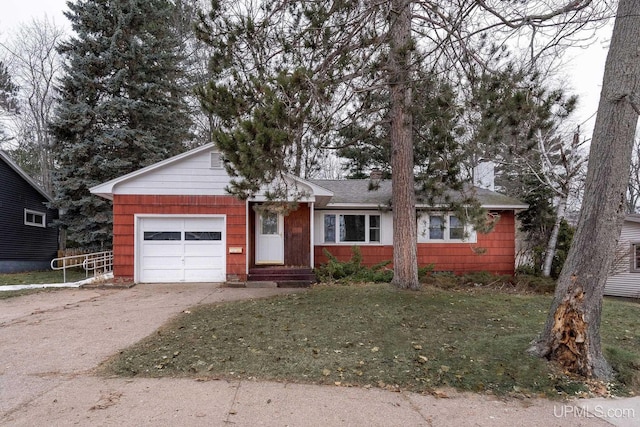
(631, 243, 640, 272)
(418, 213, 476, 243)
(24, 209, 46, 228)
(323, 213, 381, 243)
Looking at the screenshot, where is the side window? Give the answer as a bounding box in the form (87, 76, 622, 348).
(449, 215, 465, 240)
(323, 213, 381, 244)
(429, 215, 444, 240)
(340, 215, 366, 242)
(24, 209, 46, 228)
(324, 214, 336, 242)
(369, 215, 381, 242)
(418, 212, 477, 243)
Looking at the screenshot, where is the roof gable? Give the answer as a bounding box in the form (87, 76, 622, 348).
(90, 143, 334, 202)
(0, 151, 52, 202)
(90, 143, 217, 199)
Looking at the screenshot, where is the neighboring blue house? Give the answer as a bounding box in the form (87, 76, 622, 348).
(0, 151, 59, 273)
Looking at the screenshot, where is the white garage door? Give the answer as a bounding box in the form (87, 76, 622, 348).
(139, 217, 226, 283)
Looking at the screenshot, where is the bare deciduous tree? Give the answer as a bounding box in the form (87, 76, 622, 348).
(0, 17, 66, 193)
(530, 0, 640, 379)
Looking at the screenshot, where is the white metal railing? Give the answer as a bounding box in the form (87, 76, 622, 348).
(50, 251, 113, 283)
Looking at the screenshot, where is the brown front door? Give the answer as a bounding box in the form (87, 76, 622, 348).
(284, 203, 311, 266)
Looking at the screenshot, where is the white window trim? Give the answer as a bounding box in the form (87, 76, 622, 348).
(417, 213, 477, 243)
(323, 213, 382, 244)
(24, 209, 46, 228)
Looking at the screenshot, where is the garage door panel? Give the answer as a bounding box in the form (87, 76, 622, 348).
(143, 243, 183, 257)
(184, 255, 224, 268)
(144, 256, 184, 269)
(184, 268, 225, 282)
(183, 242, 223, 255)
(142, 269, 184, 283)
(139, 216, 226, 283)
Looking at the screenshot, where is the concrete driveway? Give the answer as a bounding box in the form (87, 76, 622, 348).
(0, 284, 631, 426)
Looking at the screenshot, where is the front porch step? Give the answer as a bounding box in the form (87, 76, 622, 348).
(247, 267, 316, 287)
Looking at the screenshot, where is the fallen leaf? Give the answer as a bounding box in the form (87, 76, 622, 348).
(322, 368, 331, 376)
(433, 389, 449, 398)
(371, 346, 379, 353)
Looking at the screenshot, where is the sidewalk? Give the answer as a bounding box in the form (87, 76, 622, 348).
(0, 272, 114, 292)
(0, 283, 637, 426)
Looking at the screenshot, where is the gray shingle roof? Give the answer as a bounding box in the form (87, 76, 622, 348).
(308, 179, 527, 209)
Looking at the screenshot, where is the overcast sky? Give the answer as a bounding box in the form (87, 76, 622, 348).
(1, 0, 611, 139)
(1, 0, 69, 33)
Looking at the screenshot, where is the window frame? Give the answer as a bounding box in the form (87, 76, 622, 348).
(24, 209, 46, 228)
(323, 213, 382, 244)
(630, 243, 640, 272)
(417, 212, 476, 243)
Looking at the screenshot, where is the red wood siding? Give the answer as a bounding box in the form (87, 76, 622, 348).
(284, 203, 311, 266)
(112, 195, 246, 281)
(314, 211, 517, 275)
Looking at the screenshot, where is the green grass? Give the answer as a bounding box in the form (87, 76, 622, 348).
(0, 268, 88, 286)
(100, 283, 640, 398)
(0, 269, 89, 299)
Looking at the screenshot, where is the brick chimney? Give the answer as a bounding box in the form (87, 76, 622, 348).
(473, 161, 495, 191)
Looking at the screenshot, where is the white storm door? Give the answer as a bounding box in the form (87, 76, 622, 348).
(255, 211, 284, 264)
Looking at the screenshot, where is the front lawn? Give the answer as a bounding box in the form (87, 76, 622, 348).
(100, 283, 640, 398)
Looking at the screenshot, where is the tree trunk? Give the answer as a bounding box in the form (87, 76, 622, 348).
(542, 196, 567, 277)
(530, 0, 640, 379)
(389, 0, 419, 290)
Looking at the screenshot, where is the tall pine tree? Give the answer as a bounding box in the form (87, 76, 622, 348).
(196, 0, 604, 289)
(51, 0, 193, 248)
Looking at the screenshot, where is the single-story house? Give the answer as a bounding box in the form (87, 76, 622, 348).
(90, 143, 527, 284)
(0, 151, 59, 273)
(605, 214, 640, 299)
